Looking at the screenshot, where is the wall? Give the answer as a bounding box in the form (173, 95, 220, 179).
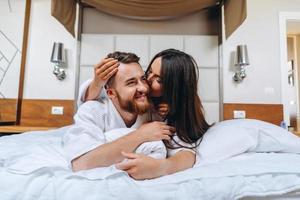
(19, 0, 78, 126)
(24, 0, 77, 100)
(1, 0, 77, 100)
(0, 0, 25, 99)
(0, 0, 25, 123)
(0, 0, 78, 126)
(223, 0, 300, 104)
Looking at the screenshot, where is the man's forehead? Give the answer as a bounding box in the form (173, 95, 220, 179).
(116, 63, 144, 80)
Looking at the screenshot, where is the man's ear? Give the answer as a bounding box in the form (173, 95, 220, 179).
(106, 88, 116, 99)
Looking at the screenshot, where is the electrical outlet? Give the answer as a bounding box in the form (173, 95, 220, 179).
(233, 110, 246, 119)
(264, 87, 275, 95)
(51, 106, 64, 115)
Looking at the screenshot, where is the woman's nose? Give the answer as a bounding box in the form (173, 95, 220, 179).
(147, 74, 153, 85)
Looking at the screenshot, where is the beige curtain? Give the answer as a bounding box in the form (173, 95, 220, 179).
(51, 0, 76, 36)
(51, 0, 246, 38)
(81, 0, 218, 20)
(224, 0, 247, 38)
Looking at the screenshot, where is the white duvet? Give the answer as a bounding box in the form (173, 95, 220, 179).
(1, 120, 300, 200)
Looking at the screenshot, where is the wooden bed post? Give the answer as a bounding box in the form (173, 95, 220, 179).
(16, 0, 31, 125)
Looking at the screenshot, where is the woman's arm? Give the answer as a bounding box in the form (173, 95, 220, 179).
(116, 150, 195, 180)
(161, 150, 195, 175)
(81, 58, 119, 103)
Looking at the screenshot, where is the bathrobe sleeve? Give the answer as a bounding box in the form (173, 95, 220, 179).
(77, 78, 108, 107)
(167, 135, 199, 165)
(63, 101, 107, 163)
(136, 140, 167, 159)
(104, 128, 167, 159)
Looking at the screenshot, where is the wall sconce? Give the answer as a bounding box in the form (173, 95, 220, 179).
(233, 45, 250, 83)
(50, 42, 66, 80)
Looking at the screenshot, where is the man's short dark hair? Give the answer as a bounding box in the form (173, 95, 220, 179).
(105, 51, 140, 88)
(107, 51, 140, 63)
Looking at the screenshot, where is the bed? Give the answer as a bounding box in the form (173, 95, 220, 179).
(1, 119, 300, 200)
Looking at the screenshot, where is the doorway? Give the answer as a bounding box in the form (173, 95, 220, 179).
(279, 12, 300, 131)
(287, 23, 300, 130)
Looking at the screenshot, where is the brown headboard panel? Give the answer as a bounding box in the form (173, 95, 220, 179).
(223, 103, 284, 126)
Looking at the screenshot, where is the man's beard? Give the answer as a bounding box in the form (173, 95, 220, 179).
(117, 93, 150, 114)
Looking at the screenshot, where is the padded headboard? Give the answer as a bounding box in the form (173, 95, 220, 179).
(79, 34, 220, 124)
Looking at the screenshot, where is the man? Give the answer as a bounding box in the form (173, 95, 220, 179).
(63, 51, 174, 172)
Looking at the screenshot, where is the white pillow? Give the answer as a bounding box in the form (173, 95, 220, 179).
(197, 119, 300, 165)
(233, 119, 300, 153)
(197, 119, 257, 165)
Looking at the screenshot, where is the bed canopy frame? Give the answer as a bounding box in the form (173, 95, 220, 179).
(51, 0, 247, 38)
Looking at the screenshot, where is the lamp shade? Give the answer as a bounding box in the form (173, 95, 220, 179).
(235, 45, 249, 66)
(50, 42, 65, 63)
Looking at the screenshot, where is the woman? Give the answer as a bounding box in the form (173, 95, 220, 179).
(80, 49, 210, 179)
(145, 49, 210, 149)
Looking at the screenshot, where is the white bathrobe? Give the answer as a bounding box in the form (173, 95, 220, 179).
(63, 99, 167, 164)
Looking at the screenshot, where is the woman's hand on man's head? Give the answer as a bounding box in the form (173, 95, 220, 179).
(93, 58, 119, 87)
(85, 58, 119, 101)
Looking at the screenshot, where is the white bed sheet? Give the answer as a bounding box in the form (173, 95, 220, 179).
(242, 189, 300, 200)
(0, 127, 300, 200)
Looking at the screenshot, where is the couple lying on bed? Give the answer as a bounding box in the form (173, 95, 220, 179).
(63, 49, 211, 180)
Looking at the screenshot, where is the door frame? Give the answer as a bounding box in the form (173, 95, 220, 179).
(279, 12, 300, 126)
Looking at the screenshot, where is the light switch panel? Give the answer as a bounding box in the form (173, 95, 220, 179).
(233, 110, 246, 119)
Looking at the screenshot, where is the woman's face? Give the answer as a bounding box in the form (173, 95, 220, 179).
(147, 57, 163, 97)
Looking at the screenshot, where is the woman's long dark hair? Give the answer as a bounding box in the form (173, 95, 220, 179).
(146, 49, 211, 149)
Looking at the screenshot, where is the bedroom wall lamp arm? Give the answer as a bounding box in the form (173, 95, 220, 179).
(50, 42, 66, 80)
(233, 45, 250, 83)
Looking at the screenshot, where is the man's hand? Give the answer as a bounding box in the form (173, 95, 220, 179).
(116, 152, 166, 180)
(157, 103, 169, 119)
(137, 121, 175, 142)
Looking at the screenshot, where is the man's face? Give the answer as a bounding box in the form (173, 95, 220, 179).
(110, 62, 150, 114)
